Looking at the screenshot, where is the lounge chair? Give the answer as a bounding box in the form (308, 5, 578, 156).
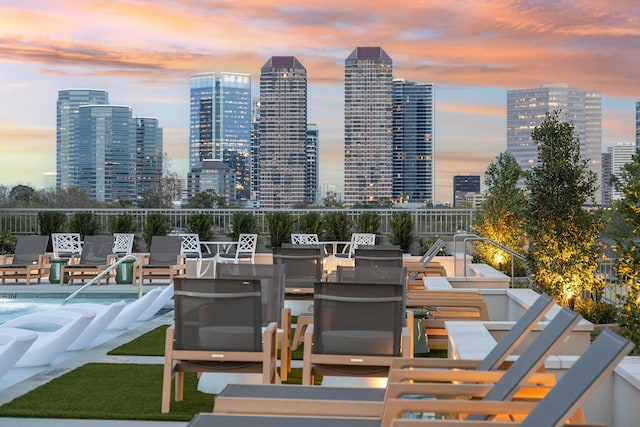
(137, 284, 174, 321)
(354, 245, 403, 268)
(301, 279, 410, 385)
(135, 236, 185, 284)
(106, 287, 163, 331)
(0, 328, 37, 377)
(0, 310, 95, 367)
(0, 235, 49, 285)
(161, 277, 279, 413)
(212, 294, 556, 415)
(60, 235, 115, 285)
(216, 264, 291, 380)
(406, 238, 446, 279)
(201, 320, 627, 427)
(61, 300, 127, 351)
(206, 307, 589, 426)
(272, 246, 324, 296)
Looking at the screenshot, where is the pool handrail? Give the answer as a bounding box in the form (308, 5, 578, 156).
(63, 254, 144, 305)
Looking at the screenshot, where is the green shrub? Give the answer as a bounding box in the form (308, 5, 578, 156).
(574, 297, 619, 325)
(297, 212, 323, 237)
(109, 214, 137, 234)
(69, 212, 102, 238)
(184, 213, 213, 241)
(266, 212, 294, 249)
(142, 213, 171, 248)
(38, 211, 66, 235)
(390, 211, 414, 253)
(0, 230, 17, 255)
(322, 211, 351, 242)
(228, 211, 257, 241)
(357, 212, 380, 235)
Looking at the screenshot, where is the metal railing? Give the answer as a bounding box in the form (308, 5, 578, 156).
(454, 232, 527, 287)
(62, 254, 144, 305)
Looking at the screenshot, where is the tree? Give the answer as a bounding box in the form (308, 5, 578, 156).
(185, 190, 225, 209)
(265, 211, 294, 249)
(611, 149, 640, 351)
(473, 152, 527, 274)
(389, 211, 414, 253)
(8, 185, 36, 206)
(524, 110, 604, 305)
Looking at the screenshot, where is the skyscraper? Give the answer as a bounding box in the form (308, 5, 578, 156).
(56, 89, 109, 191)
(636, 101, 640, 149)
(306, 124, 319, 205)
(392, 79, 435, 204)
(607, 142, 636, 201)
(136, 117, 163, 204)
(453, 175, 481, 208)
(189, 72, 251, 200)
(258, 56, 308, 208)
(507, 83, 602, 204)
(343, 47, 393, 207)
(76, 105, 136, 203)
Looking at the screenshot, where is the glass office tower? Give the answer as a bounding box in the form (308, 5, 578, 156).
(136, 117, 163, 204)
(56, 89, 109, 191)
(507, 83, 602, 204)
(343, 47, 393, 207)
(189, 73, 251, 200)
(76, 105, 136, 203)
(258, 56, 307, 208)
(392, 79, 434, 204)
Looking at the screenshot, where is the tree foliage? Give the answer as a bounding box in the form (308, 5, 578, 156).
(390, 211, 414, 253)
(524, 110, 604, 305)
(297, 211, 323, 237)
(611, 149, 640, 352)
(265, 211, 294, 249)
(473, 152, 527, 274)
(227, 211, 257, 241)
(185, 190, 225, 209)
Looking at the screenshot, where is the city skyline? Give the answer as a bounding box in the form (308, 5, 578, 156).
(0, 1, 638, 204)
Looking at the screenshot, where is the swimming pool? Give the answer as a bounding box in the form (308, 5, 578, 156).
(0, 294, 139, 325)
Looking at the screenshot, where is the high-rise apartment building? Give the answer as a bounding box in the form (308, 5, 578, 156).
(136, 117, 163, 204)
(56, 89, 109, 191)
(636, 101, 640, 149)
(189, 73, 251, 201)
(601, 152, 612, 207)
(306, 124, 319, 205)
(507, 83, 602, 204)
(258, 56, 308, 208)
(453, 175, 480, 208)
(343, 47, 393, 207)
(76, 105, 136, 203)
(607, 142, 636, 201)
(250, 99, 261, 201)
(392, 79, 435, 204)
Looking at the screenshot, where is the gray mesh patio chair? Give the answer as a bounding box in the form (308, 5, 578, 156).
(354, 245, 403, 268)
(61, 235, 115, 284)
(337, 265, 407, 285)
(216, 263, 292, 380)
(0, 235, 50, 285)
(135, 236, 185, 284)
(272, 246, 323, 297)
(161, 277, 278, 413)
(301, 280, 409, 385)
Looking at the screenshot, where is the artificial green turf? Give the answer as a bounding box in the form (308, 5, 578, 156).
(108, 325, 168, 356)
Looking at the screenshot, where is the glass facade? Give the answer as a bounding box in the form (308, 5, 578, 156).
(56, 89, 109, 191)
(392, 79, 434, 204)
(343, 47, 393, 207)
(77, 105, 136, 203)
(506, 84, 602, 204)
(136, 117, 163, 204)
(189, 73, 251, 200)
(306, 124, 319, 205)
(258, 56, 308, 208)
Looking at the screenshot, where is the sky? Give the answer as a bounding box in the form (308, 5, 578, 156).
(0, 0, 639, 205)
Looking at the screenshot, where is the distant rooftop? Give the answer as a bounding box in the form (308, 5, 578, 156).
(346, 46, 392, 62)
(262, 56, 305, 70)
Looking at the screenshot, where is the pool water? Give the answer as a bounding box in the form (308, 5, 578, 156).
(0, 295, 137, 325)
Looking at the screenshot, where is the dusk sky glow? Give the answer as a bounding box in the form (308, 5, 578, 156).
(0, 0, 638, 204)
